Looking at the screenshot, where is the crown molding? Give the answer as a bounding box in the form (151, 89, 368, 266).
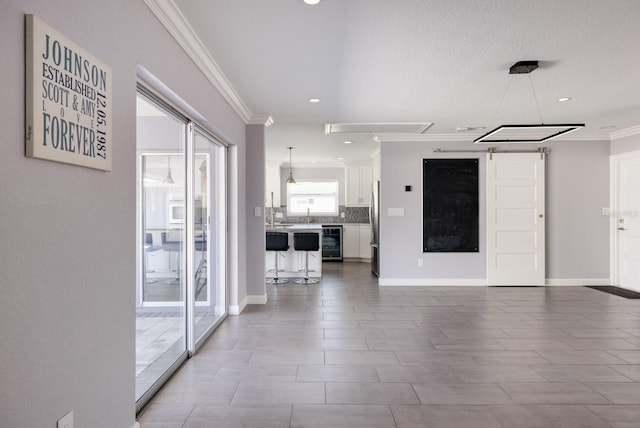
(374, 131, 612, 143)
(248, 116, 275, 127)
(610, 125, 640, 141)
(144, 0, 255, 123)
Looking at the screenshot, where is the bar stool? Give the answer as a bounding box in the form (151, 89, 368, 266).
(293, 232, 320, 284)
(144, 232, 160, 284)
(266, 231, 289, 284)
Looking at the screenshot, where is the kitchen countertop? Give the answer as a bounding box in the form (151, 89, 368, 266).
(266, 223, 323, 231)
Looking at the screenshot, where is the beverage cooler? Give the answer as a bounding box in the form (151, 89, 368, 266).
(321, 225, 343, 261)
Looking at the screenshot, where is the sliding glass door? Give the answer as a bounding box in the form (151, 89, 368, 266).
(135, 91, 227, 409)
(192, 129, 227, 346)
(136, 95, 187, 404)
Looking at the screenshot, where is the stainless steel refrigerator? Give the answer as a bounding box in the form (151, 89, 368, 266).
(370, 180, 380, 276)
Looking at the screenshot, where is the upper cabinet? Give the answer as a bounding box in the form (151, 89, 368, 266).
(265, 163, 281, 207)
(346, 165, 373, 207)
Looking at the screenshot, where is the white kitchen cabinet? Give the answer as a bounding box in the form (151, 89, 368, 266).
(343, 224, 371, 261)
(265, 163, 281, 207)
(346, 165, 373, 207)
(342, 225, 360, 258)
(359, 224, 372, 260)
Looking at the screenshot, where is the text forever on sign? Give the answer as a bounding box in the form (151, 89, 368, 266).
(26, 14, 112, 171)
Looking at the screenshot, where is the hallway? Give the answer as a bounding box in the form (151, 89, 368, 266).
(139, 262, 640, 427)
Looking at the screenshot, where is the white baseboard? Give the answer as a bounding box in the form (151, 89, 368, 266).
(546, 278, 611, 286)
(228, 296, 248, 315)
(343, 257, 372, 263)
(379, 278, 611, 287)
(247, 294, 268, 304)
(379, 278, 487, 286)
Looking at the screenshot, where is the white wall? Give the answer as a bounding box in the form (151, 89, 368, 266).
(379, 139, 610, 285)
(0, 2, 247, 427)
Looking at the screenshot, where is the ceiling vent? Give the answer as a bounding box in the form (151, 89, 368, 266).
(325, 122, 433, 135)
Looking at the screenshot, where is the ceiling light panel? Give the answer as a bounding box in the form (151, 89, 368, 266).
(474, 124, 584, 144)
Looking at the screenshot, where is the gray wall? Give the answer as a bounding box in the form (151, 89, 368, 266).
(0, 2, 247, 427)
(246, 125, 267, 300)
(379, 139, 610, 283)
(546, 141, 610, 279)
(380, 142, 485, 281)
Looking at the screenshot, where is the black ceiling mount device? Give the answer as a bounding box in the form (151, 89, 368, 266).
(509, 60, 539, 74)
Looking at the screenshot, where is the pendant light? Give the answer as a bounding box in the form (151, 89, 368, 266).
(474, 61, 583, 144)
(164, 155, 175, 184)
(286, 146, 296, 184)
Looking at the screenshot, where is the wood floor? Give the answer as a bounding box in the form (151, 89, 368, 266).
(139, 262, 640, 427)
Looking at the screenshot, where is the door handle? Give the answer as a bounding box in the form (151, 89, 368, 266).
(618, 227, 627, 231)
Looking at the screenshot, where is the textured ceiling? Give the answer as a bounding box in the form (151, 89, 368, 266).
(171, 0, 640, 165)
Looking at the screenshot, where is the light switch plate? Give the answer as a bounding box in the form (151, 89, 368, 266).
(254, 207, 262, 217)
(388, 208, 405, 216)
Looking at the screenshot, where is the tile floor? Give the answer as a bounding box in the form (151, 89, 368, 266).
(138, 262, 640, 427)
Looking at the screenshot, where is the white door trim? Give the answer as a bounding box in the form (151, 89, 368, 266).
(609, 150, 640, 287)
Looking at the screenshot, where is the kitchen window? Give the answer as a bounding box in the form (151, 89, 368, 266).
(287, 181, 339, 216)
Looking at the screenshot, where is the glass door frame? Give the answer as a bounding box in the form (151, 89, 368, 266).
(191, 126, 229, 352)
(135, 86, 229, 412)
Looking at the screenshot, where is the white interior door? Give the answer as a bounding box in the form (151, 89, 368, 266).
(614, 153, 640, 291)
(487, 153, 545, 285)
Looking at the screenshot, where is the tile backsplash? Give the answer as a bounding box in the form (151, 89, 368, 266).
(266, 206, 369, 225)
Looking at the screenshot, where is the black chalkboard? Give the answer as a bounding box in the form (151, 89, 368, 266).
(423, 159, 479, 252)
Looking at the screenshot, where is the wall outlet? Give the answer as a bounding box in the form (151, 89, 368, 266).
(417, 258, 423, 267)
(602, 207, 611, 216)
(275, 212, 284, 219)
(58, 410, 73, 428)
(340, 212, 345, 218)
(254, 207, 262, 217)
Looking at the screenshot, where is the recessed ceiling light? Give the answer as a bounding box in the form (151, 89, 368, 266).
(557, 97, 572, 102)
(599, 125, 616, 130)
(338, 157, 344, 160)
(308, 98, 320, 103)
(343, 140, 353, 144)
(303, 0, 321, 4)
(311, 161, 317, 164)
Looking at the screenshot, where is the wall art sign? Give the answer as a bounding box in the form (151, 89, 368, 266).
(25, 14, 112, 171)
